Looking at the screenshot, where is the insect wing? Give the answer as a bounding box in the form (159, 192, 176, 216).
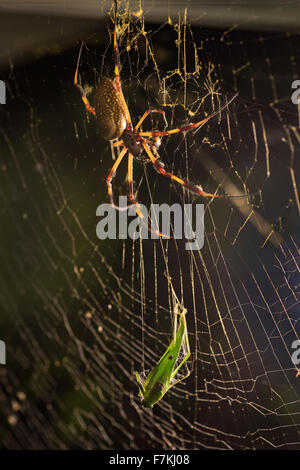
(142, 313, 186, 407)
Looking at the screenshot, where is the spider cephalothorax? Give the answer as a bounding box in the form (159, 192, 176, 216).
(121, 129, 143, 158)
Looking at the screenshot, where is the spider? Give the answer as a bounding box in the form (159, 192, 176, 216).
(74, 1, 239, 236)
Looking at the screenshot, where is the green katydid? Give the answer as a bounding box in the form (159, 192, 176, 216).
(135, 303, 191, 408)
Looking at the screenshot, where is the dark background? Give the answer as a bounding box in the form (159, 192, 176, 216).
(0, 0, 299, 450)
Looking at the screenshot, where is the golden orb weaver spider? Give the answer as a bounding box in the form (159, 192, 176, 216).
(74, 1, 240, 236)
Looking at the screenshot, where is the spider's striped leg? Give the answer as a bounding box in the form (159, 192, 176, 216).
(137, 93, 238, 138)
(113, 140, 123, 147)
(112, 2, 132, 127)
(127, 153, 170, 239)
(106, 146, 135, 211)
(142, 142, 221, 199)
(74, 42, 96, 116)
(113, 1, 122, 91)
(134, 110, 167, 131)
(127, 153, 141, 207)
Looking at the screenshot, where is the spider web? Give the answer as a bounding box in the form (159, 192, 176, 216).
(0, 1, 300, 450)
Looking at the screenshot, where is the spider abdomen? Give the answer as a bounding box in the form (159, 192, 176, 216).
(94, 78, 127, 140)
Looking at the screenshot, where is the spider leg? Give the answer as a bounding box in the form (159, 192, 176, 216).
(127, 152, 141, 209)
(113, 1, 132, 127)
(135, 110, 167, 131)
(113, 1, 122, 92)
(127, 153, 170, 239)
(113, 140, 123, 147)
(74, 42, 96, 116)
(106, 146, 135, 210)
(137, 92, 238, 138)
(142, 142, 221, 198)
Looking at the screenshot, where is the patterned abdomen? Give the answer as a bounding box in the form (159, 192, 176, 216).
(94, 78, 126, 141)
